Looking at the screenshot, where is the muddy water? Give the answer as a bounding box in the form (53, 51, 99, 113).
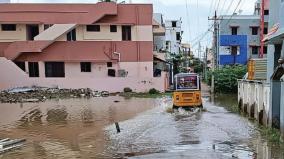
(0, 95, 283, 159)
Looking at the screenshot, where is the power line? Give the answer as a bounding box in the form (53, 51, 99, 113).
(208, 0, 215, 17)
(237, 0, 246, 14)
(185, 0, 192, 41)
(225, 0, 242, 25)
(216, 0, 221, 13)
(213, 0, 218, 12)
(196, 0, 200, 35)
(219, 0, 227, 15)
(190, 24, 213, 44)
(223, 0, 235, 15)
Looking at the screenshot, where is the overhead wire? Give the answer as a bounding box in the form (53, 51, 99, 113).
(196, 0, 200, 35)
(208, 0, 215, 16)
(223, 0, 235, 15)
(190, 25, 214, 49)
(237, 0, 246, 14)
(219, 0, 227, 15)
(190, 24, 213, 43)
(216, 0, 221, 14)
(185, 0, 192, 42)
(225, 0, 242, 25)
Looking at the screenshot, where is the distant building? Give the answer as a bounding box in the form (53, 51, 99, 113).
(218, 0, 269, 66)
(153, 13, 166, 53)
(165, 19, 182, 55)
(0, 2, 168, 92)
(206, 48, 214, 69)
(153, 13, 172, 87)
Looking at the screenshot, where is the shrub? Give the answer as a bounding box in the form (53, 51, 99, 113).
(123, 87, 132, 93)
(148, 88, 160, 94)
(206, 65, 247, 93)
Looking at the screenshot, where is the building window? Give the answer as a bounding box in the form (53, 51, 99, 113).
(231, 46, 238, 55)
(166, 41, 170, 49)
(107, 62, 112, 67)
(264, 27, 268, 34)
(252, 46, 259, 55)
(231, 27, 238, 35)
(45, 62, 65, 77)
(172, 21, 177, 27)
(264, 10, 269, 15)
(264, 46, 268, 54)
(251, 27, 258, 35)
(1, 24, 16, 31)
(44, 24, 53, 30)
(67, 29, 76, 41)
(108, 69, 116, 77)
(14, 61, 25, 71)
(122, 25, 131, 41)
(110, 25, 117, 32)
(86, 25, 100, 32)
(80, 62, 91, 72)
(176, 32, 181, 41)
(28, 62, 39, 77)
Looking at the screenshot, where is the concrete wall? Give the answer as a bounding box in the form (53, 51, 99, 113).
(0, 24, 26, 42)
(47, 62, 153, 79)
(219, 15, 267, 63)
(165, 20, 182, 54)
(56, 25, 153, 42)
(76, 25, 122, 41)
(219, 35, 248, 65)
(281, 81, 284, 140)
(238, 80, 270, 126)
(0, 57, 31, 90)
(28, 75, 166, 93)
(0, 58, 166, 92)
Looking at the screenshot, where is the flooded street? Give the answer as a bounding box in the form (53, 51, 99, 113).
(0, 95, 283, 159)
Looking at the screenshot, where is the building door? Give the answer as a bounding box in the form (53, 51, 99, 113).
(26, 24, 39, 40)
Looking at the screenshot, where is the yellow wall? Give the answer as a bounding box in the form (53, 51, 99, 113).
(0, 24, 153, 42)
(0, 24, 26, 42)
(56, 25, 153, 42)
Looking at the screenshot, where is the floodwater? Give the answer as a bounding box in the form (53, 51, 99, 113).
(0, 95, 283, 159)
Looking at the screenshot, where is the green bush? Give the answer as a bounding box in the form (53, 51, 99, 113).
(206, 65, 247, 93)
(148, 88, 160, 94)
(123, 87, 133, 93)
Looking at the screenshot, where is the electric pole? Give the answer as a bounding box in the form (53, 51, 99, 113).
(208, 11, 219, 94)
(259, 0, 265, 58)
(204, 47, 208, 81)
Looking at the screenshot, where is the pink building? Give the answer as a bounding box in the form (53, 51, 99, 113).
(0, 2, 168, 92)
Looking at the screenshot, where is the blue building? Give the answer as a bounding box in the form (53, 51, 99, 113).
(218, 9, 268, 66)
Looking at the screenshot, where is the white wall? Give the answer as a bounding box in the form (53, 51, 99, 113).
(0, 58, 163, 92)
(165, 20, 182, 54)
(0, 57, 30, 90)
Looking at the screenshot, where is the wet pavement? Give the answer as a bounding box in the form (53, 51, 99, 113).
(0, 95, 284, 159)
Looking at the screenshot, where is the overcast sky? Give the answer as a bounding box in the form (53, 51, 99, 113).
(12, 0, 257, 55)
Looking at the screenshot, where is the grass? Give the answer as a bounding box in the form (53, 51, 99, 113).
(258, 125, 281, 143)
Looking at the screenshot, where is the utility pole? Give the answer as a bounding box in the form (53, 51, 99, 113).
(208, 11, 219, 94)
(204, 47, 208, 81)
(197, 42, 202, 76)
(259, 0, 265, 58)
